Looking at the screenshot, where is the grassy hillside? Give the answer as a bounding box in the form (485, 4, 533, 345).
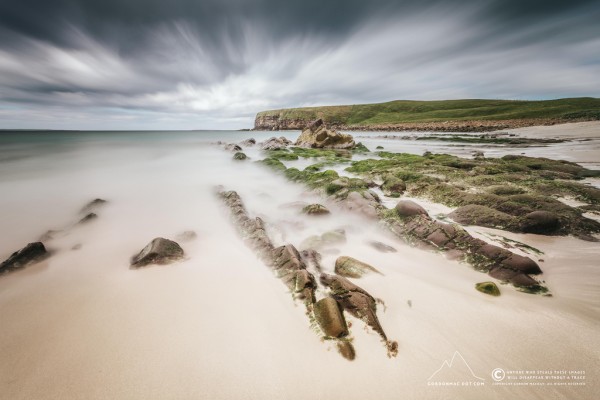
(256, 98, 600, 127)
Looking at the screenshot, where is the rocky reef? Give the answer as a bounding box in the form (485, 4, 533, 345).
(217, 189, 397, 360)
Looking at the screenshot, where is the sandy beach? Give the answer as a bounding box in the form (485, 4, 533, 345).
(1, 123, 599, 399)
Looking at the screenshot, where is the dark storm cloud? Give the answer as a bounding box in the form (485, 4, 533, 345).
(0, 0, 598, 129)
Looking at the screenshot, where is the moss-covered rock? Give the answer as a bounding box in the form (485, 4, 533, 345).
(475, 281, 501, 296)
(233, 152, 247, 160)
(381, 175, 406, 197)
(449, 204, 518, 230)
(257, 157, 286, 172)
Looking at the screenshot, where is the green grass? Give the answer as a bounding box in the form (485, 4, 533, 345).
(256, 98, 600, 126)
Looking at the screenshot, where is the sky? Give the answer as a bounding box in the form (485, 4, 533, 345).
(0, 0, 599, 130)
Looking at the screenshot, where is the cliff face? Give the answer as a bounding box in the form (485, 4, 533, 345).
(254, 114, 309, 131)
(254, 113, 566, 132)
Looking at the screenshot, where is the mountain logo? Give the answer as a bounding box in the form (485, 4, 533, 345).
(428, 351, 486, 383)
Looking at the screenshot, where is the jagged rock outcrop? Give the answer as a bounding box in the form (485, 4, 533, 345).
(218, 189, 397, 359)
(320, 273, 398, 357)
(295, 119, 355, 149)
(0, 242, 48, 274)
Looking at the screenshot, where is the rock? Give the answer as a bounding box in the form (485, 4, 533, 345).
(175, 230, 197, 242)
(368, 241, 397, 253)
(475, 281, 501, 296)
(500, 254, 542, 274)
(261, 136, 291, 150)
(335, 256, 381, 278)
(508, 273, 540, 288)
(300, 230, 346, 251)
(299, 235, 323, 251)
(81, 198, 107, 214)
(376, 145, 384, 150)
(381, 176, 406, 197)
(341, 191, 379, 219)
(313, 297, 349, 338)
(301, 204, 330, 216)
(240, 138, 256, 146)
(336, 341, 356, 361)
(224, 143, 242, 152)
(449, 204, 517, 229)
(39, 229, 61, 241)
(233, 152, 247, 161)
(78, 212, 97, 224)
(395, 200, 428, 218)
(0, 242, 48, 273)
(295, 119, 355, 149)
(320, 273, 388, 342)
(321, 229, 346, 245)
(130, 238, 184, 268)
(520, 211, 560, 234)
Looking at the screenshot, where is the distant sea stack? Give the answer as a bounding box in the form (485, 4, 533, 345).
(253, 98, 600, 132)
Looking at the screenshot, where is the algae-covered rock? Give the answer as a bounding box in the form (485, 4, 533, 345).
(295, 119, 355, 149)
(520, 211, 560, 234)
(130, 238, 184, 268)
(314, 297, 348, 338)
(395, 200, 428, 218)
(233, 152, 247, 160)
(475, 281, 500, 296)
(449, 204, 517, 230)
(302, 203, 330, 216)
(0, 242, 48, 274)
(258, 157, 286, 172)
(335, 256, 381, 278)
(381, 176, 406, 197)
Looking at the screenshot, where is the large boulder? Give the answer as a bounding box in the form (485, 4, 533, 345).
(395, 200, 428, 218)
(335, 256, 381, 278)
(313, 297, 348, 338)
(0, 242, 48, 273)
(520, 211, 560, 234)
(295, 119, 355, 149)
(130, 238, 184, 268)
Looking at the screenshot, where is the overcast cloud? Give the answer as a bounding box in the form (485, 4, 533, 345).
(0, 0, 599, 129)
